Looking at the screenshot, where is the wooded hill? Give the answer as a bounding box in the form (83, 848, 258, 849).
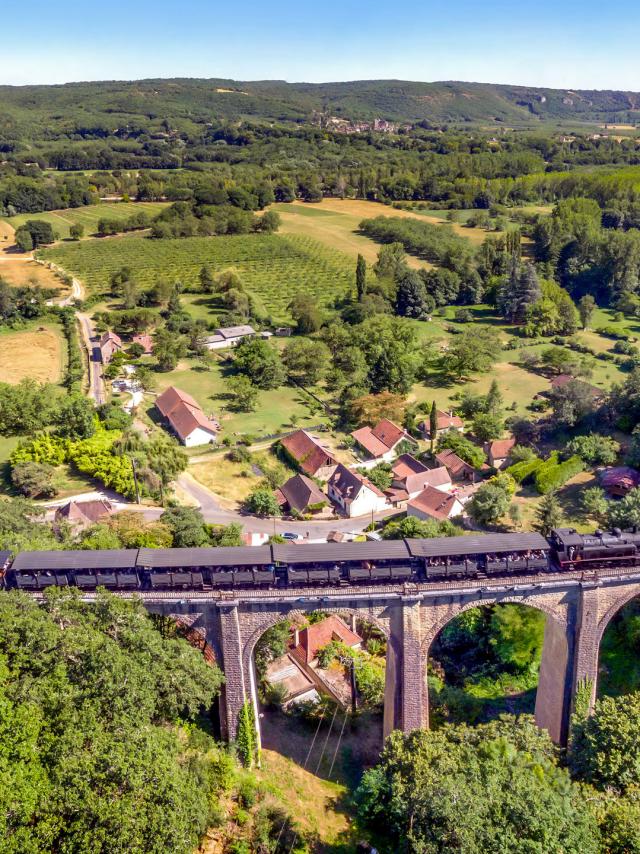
(2, 78, 640, 137)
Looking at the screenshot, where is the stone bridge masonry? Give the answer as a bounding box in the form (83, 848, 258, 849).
(134, 565, 640, 747)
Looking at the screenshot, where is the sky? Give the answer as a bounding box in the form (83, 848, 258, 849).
(3, 0, 640, 89)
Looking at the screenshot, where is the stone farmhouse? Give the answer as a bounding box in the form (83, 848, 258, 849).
(351, 418, 417, 466)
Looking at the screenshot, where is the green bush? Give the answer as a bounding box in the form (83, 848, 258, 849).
(506, 456, 544, 484)
(534, 453, 585, 494)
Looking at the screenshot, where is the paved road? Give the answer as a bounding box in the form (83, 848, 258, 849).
(76, 310, 104, 405)
(52, 473, 400, 538)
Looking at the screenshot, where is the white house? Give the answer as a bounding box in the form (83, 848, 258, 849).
(155, 386, 219, 447)
(327, 464, 389, 518)
(204, 324, 256, 350)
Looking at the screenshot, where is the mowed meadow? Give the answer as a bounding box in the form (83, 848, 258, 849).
(41, 232, 355, 320)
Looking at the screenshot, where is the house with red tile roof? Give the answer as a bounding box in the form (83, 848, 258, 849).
(351, 418, 416, 464)
(54, 498, 115, 531)
(292, 615, 362, 664)
(390, 454, 452, 498)
(485, 437, 516, 469)
(155, 386, 219, 447)
(418, 409, 464, 439)
(435, 449, 476, 482)
(99, 331, 122, 363)
(279, 430, 338, 481)
(327, 464, 389, 517)
(407, 485, 464, 522)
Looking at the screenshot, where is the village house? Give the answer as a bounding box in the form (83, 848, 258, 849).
(351, 418, 416, 465)
(131, 333, 154, 354)
(407, 485, 464, 523)
(279, 430, 338, 481)
(54, 498, 116, 532)
(417, 410, 464, 440)
(98, 331, 122, 363)
(485, 438, 516, 470)
(155, 386, 219, 447)
(275, 474, 329, 515)
(435, 449, 476, 482)
(386, 455, 452, 507)
(266, 615, 363, 709)
(204, 324, 256, 350)
(327, 464, 389, 518)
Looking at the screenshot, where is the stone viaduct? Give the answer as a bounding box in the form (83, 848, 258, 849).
(130, 564, 640, 747)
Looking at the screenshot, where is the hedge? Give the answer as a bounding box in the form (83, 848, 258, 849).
(534, 453, 585, 494)
(506, 456, 544, 484)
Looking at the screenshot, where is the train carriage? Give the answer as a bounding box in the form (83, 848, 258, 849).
(271, 540, 415, 586)
(8, 549, 139, 591)
(406, 533, 550, 580)
(137, 546, 274, 589)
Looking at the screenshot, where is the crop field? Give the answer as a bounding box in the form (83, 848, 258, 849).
(0, 323, 65, 384)
(3, 202, 169, 240)
(41, 232, 355, 319)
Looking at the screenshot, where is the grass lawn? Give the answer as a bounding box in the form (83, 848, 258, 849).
(0, 321, 66, 385)
(190, 455, 262, 507)
(151, 358, 331, 440)
(407, 304, 630, 417)
(2, 202, 169, 240)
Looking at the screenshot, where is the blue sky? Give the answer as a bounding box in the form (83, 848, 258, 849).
(3, 0, 640, 88)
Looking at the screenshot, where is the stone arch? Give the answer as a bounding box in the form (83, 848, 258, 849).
(241, 603, 396, 751)
(421, 594, 568, 656)
(420, 593, 572, 743)
(596, 583, 640, 646)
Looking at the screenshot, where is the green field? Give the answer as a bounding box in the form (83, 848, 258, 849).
(41, 232, 355, 320)
(3, 202, 169, 239)
(150, 357, 330, 438)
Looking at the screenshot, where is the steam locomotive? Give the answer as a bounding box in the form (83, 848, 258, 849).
(0, 527, 638, 593)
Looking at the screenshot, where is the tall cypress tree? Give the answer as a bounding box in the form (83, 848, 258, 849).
(356, 254, 367, 301)
(429, 400, 438, 454)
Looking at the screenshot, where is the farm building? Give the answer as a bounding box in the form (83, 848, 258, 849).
(485, 437, 516, 469)
(54, 498, 115, 531)
(204, 324, 256, 350)
(327, 464, 389, 518)
(155, 386, 219, 447)
(407, 486, 464, 522)
(99, 331, 122, 363)
(279, 430, 338, 480)
(351, 418, 416, 465)
(418, 410, 464, 439)
(276, 474, 328, 515)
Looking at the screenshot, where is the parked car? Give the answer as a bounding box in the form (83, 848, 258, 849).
(282, 532, 303, 541)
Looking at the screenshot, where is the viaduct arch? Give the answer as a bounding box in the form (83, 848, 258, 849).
(137, 567, 640, 748)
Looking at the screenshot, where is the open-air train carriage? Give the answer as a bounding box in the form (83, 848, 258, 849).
(271, 540, 415, 585)
(406, 533, 550, 580)
(9, 549, 139, 591)
(137, 545, 274, 589)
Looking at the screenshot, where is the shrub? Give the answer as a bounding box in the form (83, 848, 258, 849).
(534, 453, 585, 494)
(506, 456, 544, 484)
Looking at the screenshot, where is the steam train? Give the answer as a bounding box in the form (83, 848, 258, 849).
(0, 527, 639, 593)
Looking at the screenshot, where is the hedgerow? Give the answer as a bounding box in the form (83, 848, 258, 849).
(506, 456, 544, 484)
(534, 453, 585, 494)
